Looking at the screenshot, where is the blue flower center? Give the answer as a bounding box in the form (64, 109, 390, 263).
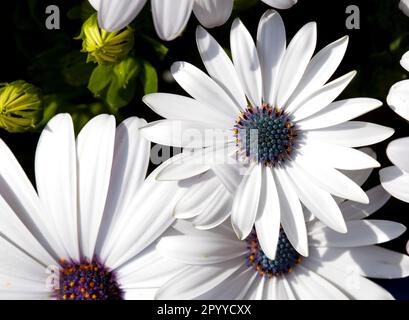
(56, 259, 123, 300)
(246, 229, 301, 278)
(234, 104, 297, 166)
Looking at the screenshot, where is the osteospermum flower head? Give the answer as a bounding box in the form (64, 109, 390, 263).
(141, 10, 394, 259)
(0, 80, 42, 133)
(0, 114, 183, 300)
(89, 0, 298, 41)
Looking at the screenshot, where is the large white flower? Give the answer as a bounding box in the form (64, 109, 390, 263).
(380, 51, 409, 203)
(141, 10, 394, 259)
(89, 0, 297, 40)
(0, 114, 184, 300)
(155, 183, 409, 300)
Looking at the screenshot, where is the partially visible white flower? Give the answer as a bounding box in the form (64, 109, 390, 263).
(381, 51, 409, 203)
(399, 0, 409, 16)
(155, 184, 409, 300)
(89, 0, 297, 41)
(0, 114, 184, 300)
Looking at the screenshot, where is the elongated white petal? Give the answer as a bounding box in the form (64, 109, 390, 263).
(231, 19, 263, 107)
(274, 168, 308, 256)
(290, 266, 348, 299)
(257, 9, 286, 105)
(211, 163, 243, 194)
(96, 118, 150, 257)
(286, 164, 347, 233)
(143, 93, 232, 128)
(156, 260, 244, 300)
(276, 22, 317, 108)
(401, 50, 409, 71)
(152, 0, 193, 41)
(88, 0, 100, 10)
(286, 36, 349, 110)
(298, 98, 382, 130)
(380, 166, 409, 203)
(231, 165, 262, 240)
(305, 121, 394, 147)
(171, 61, 240, 116)
(310, 220, 406, 247)
(261, 0, 298, 9)
(291, 71, 356, 121)
(196, 26, 247, 109)
(98, 0, 147, 32)
(255, 167, 280, 260)
(387, 137, 409, 173)
(193, 0, 234, 28)
(77, 114, 116, 259)
(340, 185, 391, 221)
(35, 114, 79, 261)
(300, 143, 380, 170)
(141, 119, 228, 148)
(294, 155, 369, 203)
(310, 246, 409, 279)
(192, 192, 232, 230)
(157, 236, 246, 265)
(339, 148, 376, 187)
(303, 259, 394, 300)
(387, 79, 409, 121)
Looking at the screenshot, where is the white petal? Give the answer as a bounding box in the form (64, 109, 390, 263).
(171, 61, 240, 116)
(290, 266, 349, 299)
(257, 10, 286, 105)
(211, 163, 243, 194)
(300, 143, 380, 170)
(303, 259, 394, 300)
(141, 119, 229, 148)
(294, 155, 369, 204)
(231, 165, 262, 240)
(285, 164, 347, 233)
(387, 79, 409, 121)
(156, 260, 244, 300)
(276, 22, 317, 108)
(286, 36, 349, 111)
(400, 0, 409, 17)
(230, 19, 263, 107)
(310, 246, 409, 279)
(380, 166, 409, 203)
(309, 220, 406, 247)
(255, 167, 280, 260)
(242, 276, 265, 300)
(291, 71, 356, 121)
(143, 93, 231, 128)
(152, 0, 193, 41)
(88, 0, 100, 10)
(305, 121, 394, 148)
(98, 0, 147, 32)
(261, 0, 297, 9)
(274, 168, 308, 256)
(0, 139, 66, 259)
(77, 114, 116, 259)
(339, 147, 376, 187)
(298, 98, 383, 130)
(35, 113, 79, 261)
(196, 26, 247, 109)
(340, 185, 391, 221)
(95, 118, 150, 256)
(193, 0, 233, 28)
(387, 137, 409, 173)
(157, 235, 246, 265)
(400, 50, 409, 72)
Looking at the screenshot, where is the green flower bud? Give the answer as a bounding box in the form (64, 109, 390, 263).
(76, 14, 134, 65)
(0, 81, 42, 133)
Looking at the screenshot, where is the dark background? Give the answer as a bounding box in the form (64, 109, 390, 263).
(0, 0, 408, 299)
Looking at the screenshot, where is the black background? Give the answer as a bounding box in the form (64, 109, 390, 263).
(0, 0, 408, 299)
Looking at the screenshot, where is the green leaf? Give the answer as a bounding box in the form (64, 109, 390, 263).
(113, 56, 141, 88)
(140, 34, 169, 60)
(141, 60, 158, 94)
(88, 64, 113, 96)
(106, 77, 137, 111)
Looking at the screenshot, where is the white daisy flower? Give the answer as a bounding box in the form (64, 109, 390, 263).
(380, 51, 409, 203)
(141, 10, 394, 258)
(0, 113, 184, 300)
(155, 183, 409, 300)
(88, 0, 297, 40)
(400, 0, 409, 17)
